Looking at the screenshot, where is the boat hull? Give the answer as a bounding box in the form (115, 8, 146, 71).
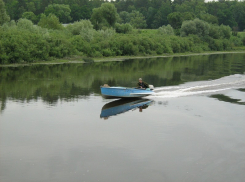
(100, 86, 154, 98)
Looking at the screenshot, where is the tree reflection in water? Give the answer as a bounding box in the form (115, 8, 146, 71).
(0, 53, 245, 111)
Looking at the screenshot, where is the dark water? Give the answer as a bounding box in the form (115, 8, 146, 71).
(0, 54, 245, 182)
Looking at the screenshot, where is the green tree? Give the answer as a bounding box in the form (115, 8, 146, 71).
(44, 4, 72, 23)
(18, 6, 26, 18)
(209, 24, 221, 39)
(91, 3, 118, 30)
(180, 20, 196, 37)
(199, 12, 218, 24)
(91, 7, 106, 30)
(97, 28, 115, 40)
(151, 2, 172, 28)
(118, 11, 131, 24)
(219, 24, 231, 39)
(167, 12, 183, 29)
(100, 3, 118, 27)
(70, 4, 91, 22)
(175, 0, 206, 15)
(66, 20, 94, 35)
(115, 23, 133, 33)
(135, 0, 149, 9)
(146, 7, 157, 28)
(180, 18, 209, 37)
(3, 0, 19, 20)
(129, 10, 147, 29)
(66, 20, 95, 42)
(217, 8, 237, 28)
(173, 0, 186, 5)
(209, 23, 231, 39)
(207, 1, 237, 28)
(182, 12, 195, 21)
(233, 3, 245, 31)
(38, 14, 63, 30)
(128, 5, 136, 12)
(17, 18, 35, 31)
(194, 18, 209, 37)
(27, 2, 36, 12)
(158, 24, 175, 35)
(0, 0, 10, 25)
(22, 12, 37, 23)
(175, 2, 193, 13)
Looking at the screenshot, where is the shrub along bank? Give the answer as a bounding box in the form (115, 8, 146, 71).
(0, 18, 244, 64)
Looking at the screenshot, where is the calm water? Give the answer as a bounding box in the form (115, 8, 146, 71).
(0, 54, 245, 182)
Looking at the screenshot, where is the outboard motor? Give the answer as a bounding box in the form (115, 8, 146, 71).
(149, 85, 154, 90)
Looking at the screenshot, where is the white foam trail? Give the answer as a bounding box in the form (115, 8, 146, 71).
(154, 86, 182, 91)
(149, 74, 245, 98)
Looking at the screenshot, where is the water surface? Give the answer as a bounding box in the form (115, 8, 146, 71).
(0, 53, 245, 182)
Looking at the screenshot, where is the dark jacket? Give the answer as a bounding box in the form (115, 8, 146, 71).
(137, 81, 149, 88)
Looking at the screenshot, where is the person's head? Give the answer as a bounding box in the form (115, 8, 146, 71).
(139, 78, 142, 83)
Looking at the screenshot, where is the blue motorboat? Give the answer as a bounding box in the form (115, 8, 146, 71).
(100, 98, 153, 118)
(100, 85, 154, 99)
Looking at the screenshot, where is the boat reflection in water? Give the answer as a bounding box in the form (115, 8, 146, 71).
(100, 98, 153, 119)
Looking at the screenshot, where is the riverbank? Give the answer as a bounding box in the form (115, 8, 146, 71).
(93, 50, 245, 62)
(1, 49, 245, 67)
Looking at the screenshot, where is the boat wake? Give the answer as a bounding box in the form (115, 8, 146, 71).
(149, 74, 245, 98)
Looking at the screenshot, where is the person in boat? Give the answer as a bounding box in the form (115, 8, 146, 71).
(137, 78, 149, 89)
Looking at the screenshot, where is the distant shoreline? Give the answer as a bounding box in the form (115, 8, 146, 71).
(1, 50, 245, 67)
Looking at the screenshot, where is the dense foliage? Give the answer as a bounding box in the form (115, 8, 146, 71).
(1, 0, 245, 64)
(3, 0, 245, 31)
(1, 17, 242, 64)
(0, 0, 10, 25)
(91, 3, 118, 30)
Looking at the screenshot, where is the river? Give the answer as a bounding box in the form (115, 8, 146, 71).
(0, 53, 245, 182)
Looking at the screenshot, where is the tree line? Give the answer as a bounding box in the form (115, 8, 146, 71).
(3, 0, 245, 31)
(0, 0, 245, 64)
